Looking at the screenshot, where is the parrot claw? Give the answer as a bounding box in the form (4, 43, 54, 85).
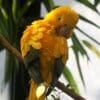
(36, 82, 48, 98)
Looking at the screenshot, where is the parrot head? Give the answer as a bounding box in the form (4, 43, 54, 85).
(44, 6, 79, 38)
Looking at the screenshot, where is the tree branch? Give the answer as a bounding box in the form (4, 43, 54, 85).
(0, 34, 85, 100)
(56, 81, 85, 100)
(0, 35, 23, 63)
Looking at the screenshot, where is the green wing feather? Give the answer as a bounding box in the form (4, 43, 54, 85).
(47, 57, 64, 95)
(24, 47, 43, 84)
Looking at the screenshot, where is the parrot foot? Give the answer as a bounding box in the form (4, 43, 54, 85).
(36, 82, 48, 98)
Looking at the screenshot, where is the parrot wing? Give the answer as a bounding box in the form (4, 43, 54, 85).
(24, 47, 43, 84)
(20, 20, 46, 84)
(47, 57, 64, 95)
(53, 57, 65, 83)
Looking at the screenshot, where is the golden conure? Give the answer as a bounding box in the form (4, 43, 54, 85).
(20, 6, 79, 100)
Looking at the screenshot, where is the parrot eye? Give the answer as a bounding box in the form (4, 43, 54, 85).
(57, 17, 62, 21)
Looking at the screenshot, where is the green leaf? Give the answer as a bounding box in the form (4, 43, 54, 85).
(19, 0, 41, 26)
(0, 45, 4, 51)
(0, 7, 9, 38)
(1, 0, 12, 16)
(18, 0, 35, 19)
(72, 46, 85, 87)
(76, 26, 100, 45)
(83, 40, 100, 57)
(43, 0, 55, 11)
(12, 0, 17, 22)
(0, 0, 2, 7)
(0, 7, 8, 20)
(63, 67, 79, 94)
(72, 34, 89, 59)
(4, 50, 14, 83)
(79, 15, 100, 29)
(0, 18, 8, 38)
(94, 0, 100, 6)
(0, 7, 8, 23)
(71, 34, 89, 86)
(4, 50, 19, 84)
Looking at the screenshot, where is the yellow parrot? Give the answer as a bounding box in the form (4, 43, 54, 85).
(20, 6, 79, 100)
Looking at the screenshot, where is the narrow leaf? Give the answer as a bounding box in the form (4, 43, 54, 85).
(12, 0, 17, 22)
(71, 34, 89, 59)
(43, 0, 55, 11)
(1, 0, 12, 16)
(76, 26, 100, 45)
(19, 0, 41, 25)
(0, 45, 4, 51)
(0, 19, 8, 38)
(19, 0, 35, 19)
(63, 67, 79, 94)
(94, 0, 100, 6)
(72, 46, 85, 87)
(0, 7, 8, 20)
(83, 40, 100, 57)
(4, 51, 14, 83)
(71, 34, 89, 86)
(0, 0, 2, 7)
(0, 8, 8, 38)
(79, 15, 100, 29)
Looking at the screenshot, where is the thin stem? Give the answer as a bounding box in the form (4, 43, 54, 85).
(0, 34, 23, 63)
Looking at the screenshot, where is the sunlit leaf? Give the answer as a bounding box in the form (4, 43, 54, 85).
(0, 7, 9, 39)
(83, 40, 100, 57)
(0, 7, 8, 20)
(0, 7, 8, 24)
(1, 0, 12, 15)
(76, 26, 100, 45)
(63, 67, 79, 94)
(12, 0, 17, 22)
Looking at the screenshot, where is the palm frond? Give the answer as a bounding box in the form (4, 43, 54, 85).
(79, 15, 100, 29)
(71, 34, 90, 86)
(76, 26, 100, 45)
(94, 0, 100, 6)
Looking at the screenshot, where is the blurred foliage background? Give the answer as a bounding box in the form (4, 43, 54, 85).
(0, 0, 100, 100)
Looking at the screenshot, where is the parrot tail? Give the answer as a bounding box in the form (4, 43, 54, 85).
(28, 80, 47, 100)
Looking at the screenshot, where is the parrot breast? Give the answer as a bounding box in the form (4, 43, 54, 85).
(39, 29, 68, 84)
